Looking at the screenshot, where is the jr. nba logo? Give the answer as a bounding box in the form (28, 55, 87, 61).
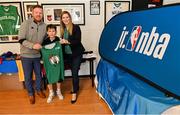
(126, 26, 142, 51)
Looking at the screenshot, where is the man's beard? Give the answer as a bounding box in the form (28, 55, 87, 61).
(33, 17, 42, 23)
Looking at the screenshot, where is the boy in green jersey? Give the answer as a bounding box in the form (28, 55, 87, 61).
(41, 24, 64, 103)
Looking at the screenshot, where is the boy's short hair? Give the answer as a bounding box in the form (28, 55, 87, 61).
(46, 24, 57, 31)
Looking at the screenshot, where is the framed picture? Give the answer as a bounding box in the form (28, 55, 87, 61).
(0, 2, 23, 43)
(42, 3, 85, 25)
(105, 1, 130, 24)
(90, 1, 100, 15)
(23, 1, 38, 20)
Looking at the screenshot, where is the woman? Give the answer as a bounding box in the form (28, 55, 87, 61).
(60, 11, 85, 104)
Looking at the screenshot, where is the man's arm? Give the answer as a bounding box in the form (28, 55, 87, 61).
(18, 21, 35, 49)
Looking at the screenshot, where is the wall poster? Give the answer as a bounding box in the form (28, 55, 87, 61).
(105, 1, 130, 25)
(0, 2, 23, 43)
(42, 3, 85, 25)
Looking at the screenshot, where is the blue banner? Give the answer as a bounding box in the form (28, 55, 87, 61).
(99, 4, 180, 97)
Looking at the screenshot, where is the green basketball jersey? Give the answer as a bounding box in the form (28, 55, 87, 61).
(41, 42, 64, 84)
(0, 5, 21, 35)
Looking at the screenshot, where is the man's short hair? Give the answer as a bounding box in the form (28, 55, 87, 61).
(32, 5, 43, 10)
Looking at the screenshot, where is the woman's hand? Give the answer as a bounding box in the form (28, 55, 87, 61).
(60, 39, 70, 44)
(64, 39, 70, 44)
(60, 39, 65, 44)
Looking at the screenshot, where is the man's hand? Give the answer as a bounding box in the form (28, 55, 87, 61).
(33, 43, 42, 50)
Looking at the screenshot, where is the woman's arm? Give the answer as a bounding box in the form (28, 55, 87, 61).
(68, 25, 81, 45)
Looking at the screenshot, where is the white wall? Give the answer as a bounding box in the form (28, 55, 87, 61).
(0, 0, 132, 61)
(163, 0, 180, 5)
